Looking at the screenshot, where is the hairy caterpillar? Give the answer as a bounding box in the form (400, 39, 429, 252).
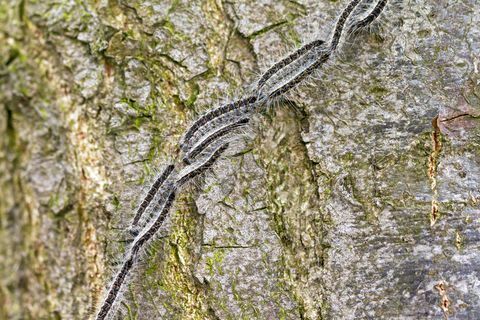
(348, 0, 389, 34)
(179, 96, 257, 152)
(130, 164, 175, 228)
(96, 143, 230, 320)
(182, 118, 249, 164)
(96, 0, 391, 318)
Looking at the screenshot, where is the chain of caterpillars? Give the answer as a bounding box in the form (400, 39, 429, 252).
(95, 0, 389, 319)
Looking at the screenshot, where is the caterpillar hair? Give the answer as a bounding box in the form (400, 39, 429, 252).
(130, 164, 175, 228)
(329, 0, 363, 51)
(180, 97, 257, 152)
(256, 39, 326, 91)
(130, 182, 177, 237)
(347, 0, 388, 35)
(95, 0, 394, 318)
(96, 144, 229, 319)
(256, 46, 330, 99)
(131, 189, 177, 255)
(95, 253, 135, 320)
(268, 51, 330, 99)
(96, 189, 177, 320)
(182, 118, 250, 164)
(184, 110, 249, 154)
(254, 0, 364, 101)
(177, 142, 230, 187)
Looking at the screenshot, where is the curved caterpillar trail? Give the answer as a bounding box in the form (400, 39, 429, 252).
(348, 0, 388, 34)
(177, 142, 230, 186)
(268, 52, 330, 99)
(95, 189, 177, 320)
(130, 189, 177, 255)
(130, 164, 175, 228)
(257, 45, 331, 100)
(257, 39, 326, 91)
(180, 96, 257, 152)
(96, 0, 390, 318)
(178, 3, 368, 153)
(330, 0, 363, 51)
(183, 118, 249, 164)
(255, 0, 362, 100)
(95, 143, 230, 320)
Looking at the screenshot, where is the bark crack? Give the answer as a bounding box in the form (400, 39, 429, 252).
(434, 282, 451, 318)
(428, 116, 442, 226)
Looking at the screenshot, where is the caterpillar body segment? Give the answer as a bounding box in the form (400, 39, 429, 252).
(177, 142, 230, 187)
(180, 96, 257, 152)
(348, 0, 388, 35)
(130, 164, 175, 228)
(182, 118, 250, 164)
(257, 39, 326, 90)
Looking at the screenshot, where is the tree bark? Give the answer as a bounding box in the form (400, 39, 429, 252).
(1, 0, 479, 319)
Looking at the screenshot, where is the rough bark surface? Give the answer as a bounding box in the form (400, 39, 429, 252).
(1, 0, 479, 319)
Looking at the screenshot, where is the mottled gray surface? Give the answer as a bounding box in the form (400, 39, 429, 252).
(0, 0, 479, 319)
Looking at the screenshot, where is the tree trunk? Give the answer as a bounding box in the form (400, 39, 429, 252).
(1, 0, 479, 319)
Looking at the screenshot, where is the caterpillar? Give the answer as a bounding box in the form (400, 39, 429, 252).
(95, 0, 391, 318)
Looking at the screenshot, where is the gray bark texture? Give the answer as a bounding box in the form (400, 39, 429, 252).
(1, 0, 479, 319)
